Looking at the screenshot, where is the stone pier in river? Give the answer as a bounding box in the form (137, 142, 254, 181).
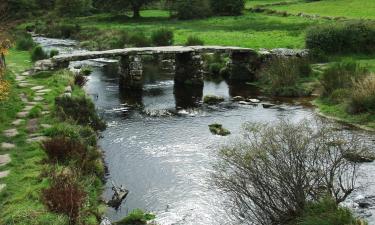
(41, 46, 308, 90)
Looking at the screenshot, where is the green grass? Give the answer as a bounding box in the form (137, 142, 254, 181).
(270, 0, 375, 19)
(245, 0, 299, 8)
(74, 10, 320, 49)
(0, 49, 103, 225)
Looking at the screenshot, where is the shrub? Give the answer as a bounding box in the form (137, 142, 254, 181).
(320, 61, 368, 97)
(213, 120, 364, 225)
(42, 171, 86, 225)
(306, 21, 375, 54)
(349, 75, 375, 114)
(55, 96, 106, 130)
(16, 33, 35, 50)
(45, 123, 97, 147)
(129, 32, 152, 47)
(172, 0, 212, 20)
(116, 209, 155, 225)
(42, 136, 87, 163)
(210, 0, 245, 16)
(151, 28, 174, 46)
(185, 36, 204, 46)
(55, 0, 92, 17)
(261, 57, 312, 97)
(49, 49, 59, 58)
(74, 73, 88, 87)
(80, 65, 93, 76)
(34, 21, 81, 39)
(31, 45, 48, 62)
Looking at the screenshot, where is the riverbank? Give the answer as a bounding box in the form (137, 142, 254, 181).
(0, 49, 105, 224)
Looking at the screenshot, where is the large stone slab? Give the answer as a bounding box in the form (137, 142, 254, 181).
(3, 129, 19, 138)
(0, 154, 11, 166)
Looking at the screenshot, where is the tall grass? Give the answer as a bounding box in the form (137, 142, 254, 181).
(349, 75, 375, 114)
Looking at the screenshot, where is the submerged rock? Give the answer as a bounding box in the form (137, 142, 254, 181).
(203, 95, 225, 105)
(209, 123, 231, 136)
(232, 96, 245, 102)
(344, 151, 375, 163)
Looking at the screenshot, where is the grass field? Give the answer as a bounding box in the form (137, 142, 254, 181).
(74, 10, 322, 49)
(269, 0, 375, 19)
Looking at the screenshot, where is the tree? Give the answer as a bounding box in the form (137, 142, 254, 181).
(212, 120, 366, 225)
(210, 0, 245, 16)
(169, 0, 211, 20)
(55, 0, 92, 17)
(128, 0, 157, 18)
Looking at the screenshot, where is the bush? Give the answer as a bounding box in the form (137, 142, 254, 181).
(151, 28, 174, 46)
(185, 36, 204, 46)
(80, 65, 93, 76)
(173, 0, 212, 20)
(74, 74, 88, 87)
(306, 21, 375, 54)
(16, 33, 35, 50)
(55, 96, 106, 130)
(115, 209, 155, 225)
(31, 45, 48, 62)
(349, 75, 375, 114)
(49, 49, 59, 58)
(45, 123, 97, 147)
(55, 0, 92, 17)
(42, 171, 86, 225)
(213, 120, 364, 225)
(320, 61, 368, 98)
(261, 57, 312, 97)
(210, 0, 245, 16)
(42, 136, 87, 163)
(35, 21, 81, 39)
(129, 32, 152, 47)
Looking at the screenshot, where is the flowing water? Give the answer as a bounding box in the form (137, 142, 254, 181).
(34, 36, 375, 225)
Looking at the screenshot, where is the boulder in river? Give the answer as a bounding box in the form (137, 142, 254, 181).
(232, 96, 245, 102)
(203, 95, 225, 105)
(209, 123, 231, 136)
(344, 151, 375, 163)
(107, 181, 129, 209)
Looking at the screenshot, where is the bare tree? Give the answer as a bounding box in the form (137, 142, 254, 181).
(212, 120, 366, 225)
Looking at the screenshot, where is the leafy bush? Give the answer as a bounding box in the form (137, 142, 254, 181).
(55, 96, 106, 130)
(35, 21, 81, 39)
(172, 0, 212, 20)
(320, 61, 368, 98)
(55, 0, 92, 17)
(261, 57, 312, 97)
(45, 123, 97, 147)
(42, 171, 86, 225)
(306, 21, 375, 54)
(80, 65, 93, 76)
(349, 75, 375, 114)
(210, 0, 245, 16)
(74, 73, 88, 87)
(31, 45, 48, 62)
(16, 33, 35, 50)
(42, 136, 87, 163)
(49, 49, 59, 58)
(129, 32, 152, 47)
(151, 28, 174, 46)
(116, 209, 155, 225)
(185, 36, 204, 46)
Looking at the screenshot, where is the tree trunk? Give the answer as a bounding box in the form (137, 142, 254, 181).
(132, 5, 141, 19)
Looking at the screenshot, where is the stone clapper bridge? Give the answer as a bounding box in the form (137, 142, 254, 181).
(44, 45, 308, 89)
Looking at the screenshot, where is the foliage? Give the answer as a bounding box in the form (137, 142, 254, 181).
(55, 0, 93, 17)
(349, 75, 375, 114)
(306, 21, 375, 54)
(129, 32, 152, 47)
(55, 95, 106, 130)
(16, 33, 35, 50)
(49, 49, 59, 58)
(261, 57, 312, 97)
(209, 123, 230, 136)
(172, 0, 212, 20)
(210, 0, 245, 16)
(80, 65, 93, 75)
(213, 120, 364, 225)
(35, 21, 81, 39)
(151, 28, 174, 46)
(31, 45, 48, 62)
(75, 73, 88, 87)
(185, 35, 204, 46)
(42, 136, 88, 163)
(115, 209, 156, 225)
(320, 60, 368, 98)
(42, 170, 86, 225)
(203, 95, 225, 104)
(45, 123, 98, 147)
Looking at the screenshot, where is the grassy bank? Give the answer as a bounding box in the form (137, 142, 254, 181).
(0, 49, 105, 225)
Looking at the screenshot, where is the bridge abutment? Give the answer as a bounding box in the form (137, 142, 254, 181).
(228, 51, 258, 82)
(175, 52, 204, 86)
(119, 55, 143, 90)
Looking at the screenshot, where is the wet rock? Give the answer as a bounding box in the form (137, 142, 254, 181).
(262, 103, 276, 109)
(355, 196, 375, 209)
(238, 101, 253, 105)
(203, 95, 225, 105)
(232, 96, 245, 101)
(1, 143, 15, 150)
(209, 123, 231, 136)
(3, 129, 19, 138)
(248, 98, 261, 103)
(344, 151, 375, 163)
(107, 182, 129, 209)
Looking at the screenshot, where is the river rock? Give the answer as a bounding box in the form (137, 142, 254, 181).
(344, 151, 375, 163)
(249, 98, 261, 103)
(203, 95, 225, 105)
(232, 96, 245, 101)
(209, 123, 231, 136)
(262, 103, 276, 108)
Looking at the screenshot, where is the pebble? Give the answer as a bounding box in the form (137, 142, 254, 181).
(0, 170, 9, 178)
(3, 129, 19, 138)
(1, 143, 15, 150)
(0, 154, 11, 166)
(249, 99, 261, 103)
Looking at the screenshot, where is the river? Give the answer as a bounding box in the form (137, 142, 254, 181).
(34, 36, 375, 225)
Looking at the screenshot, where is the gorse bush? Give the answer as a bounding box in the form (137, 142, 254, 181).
(261, 57, 312, 97)
(151, 28, 174, 46)
(349, 75, 375, 114)
(306, 21, 375, 54)
(16, 33, 35, 50)
(210, 0, 245, 16)
(55, 96, 106, 130)
(42, 170, 86, 225)
(320, 61, 368, 98)
(31, 45, 48, 62)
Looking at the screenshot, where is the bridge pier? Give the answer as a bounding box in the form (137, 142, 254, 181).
(119, 55, 143, 90)
(228, 51, 258, 82)
(175, 52, 204, 86)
